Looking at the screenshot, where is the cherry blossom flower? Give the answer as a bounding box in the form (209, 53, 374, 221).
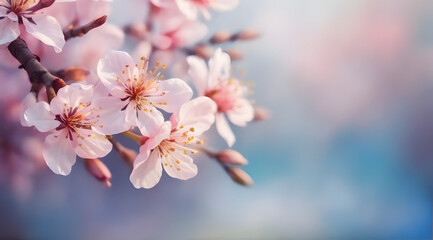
(0, 0, 65, 52)
(22, 85, 112, 175)
(96, 50, 193, 135)
(187, 48, 253, 147)
(174, 0, 239, 20)
(130, 96, 216, 189)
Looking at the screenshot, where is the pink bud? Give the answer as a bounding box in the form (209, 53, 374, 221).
(217, 149, 248, 165)
(225, 167, 254, 186)
(113, 143, 137, 169)
(210, 31, 232, 44)
(194, 44, 211, 59)
(235, 29, 260, 41)
(226, 49, 243, 61)
(56, 67, 90, 83)
(84, 159, 112, 187)
(253, 107, 271, 121)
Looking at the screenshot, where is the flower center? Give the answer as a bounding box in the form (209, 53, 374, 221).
(156, 140, 199, 171)
(118, 58, 168, 110)
(8, 0, 35, 14)
(55, 104, 96, 141)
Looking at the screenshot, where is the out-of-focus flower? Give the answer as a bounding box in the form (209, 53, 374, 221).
(96, 50, 193, 135)
(174, 0, 239, 20)
(130, 96, 216, 189)
(0, 0, 65, 52)
(23, 85, 112, 175)
(187, 48, 253, 147)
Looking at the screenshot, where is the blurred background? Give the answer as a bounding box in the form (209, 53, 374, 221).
(2, 0, 433, 239)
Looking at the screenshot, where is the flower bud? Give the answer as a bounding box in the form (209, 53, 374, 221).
(112, 142, 137, 168)
(84, 159, 112, 187)
(51, 78, 66, 93)
(56, 67, 90, 83)
(225, 167, 254, 186)
(124, 22, 148, 39)
(210, 31, 232, 44)
(253, 107, 271, 121)
(235, 29, 260, 41)
(194, 44, 211, 59)
(217, 149, 248, 165)
(226, 49, 243, 61)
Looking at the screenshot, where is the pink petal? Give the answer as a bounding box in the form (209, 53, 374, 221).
(226, 98, 254, 126)
(208, 48, 231, 89)
(174, 96, 217, 135)
(172, 21, 207, 48)
(162, 147, 197, 180)
(0, 11, 20, 45)
(147, 78, 193, 113)
(215, 113, 235, 147)
(149, 33, 172, 50)
(23, 15, 65, 53)
(73, 129, 112, 159)
(91, 97, 131, 135)
(130, 149, 162, 189)
(125, 101, 137, 126)
(187, 55, 208, 95)
(143, 121, 172, 150)
(137, 106, 165, 137)
(43, 131, 76, 175)
(24, 101, 60, 132)
(49, 85, 93, 115)
(97, 50, 135, 99)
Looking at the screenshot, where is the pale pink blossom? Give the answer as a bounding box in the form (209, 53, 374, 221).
(96, 50, 193, 135)
(0, 0, 65, 52)
(187, 48, 253, 147)
(23, 85, 112, 175)
(174, 0, 239, 20)
(130, 96, 216, 189)
(150, 4, 207, 49)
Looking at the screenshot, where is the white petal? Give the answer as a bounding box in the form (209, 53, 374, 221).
(130, 149, 162, 189)
(43, 131, 76, 175)
(187, 56, 208, 95)
(23, 15, 65, 53)
(175, 0, 198, 20)
(211, 0, 239, 11)
(91, 97, 131, 135)
(0, 13, 20, 45)
(162, 147, 197, 180)
(24, 101, 60, 132)
(215, 113, 235, 147)
(226, 98, 254, 126)
(137, 106, 165, 137)
(176, 97, 217, 135)
(147, 78, 193, 113)
(20, 92, 37, 127)
(97, 50, 135, 99)
(73, 129, 112, 159)
(208, 48, 231, 89)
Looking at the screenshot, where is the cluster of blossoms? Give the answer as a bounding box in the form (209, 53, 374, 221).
(0, 0, 264, 191)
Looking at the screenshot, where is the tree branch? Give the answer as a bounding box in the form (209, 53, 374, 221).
(8, 38, 66, 96)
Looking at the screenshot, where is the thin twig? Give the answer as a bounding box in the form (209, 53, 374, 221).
(64, 15, 107, 41)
